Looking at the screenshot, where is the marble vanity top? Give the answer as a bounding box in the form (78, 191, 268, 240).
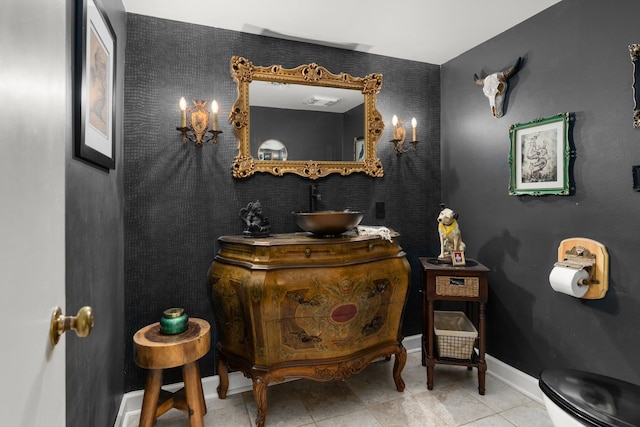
(218, 230, 398, 245)
(216, 230, 402, 268)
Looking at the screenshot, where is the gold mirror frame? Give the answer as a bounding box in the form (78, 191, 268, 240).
(630, 44, 640, 128)
(229, 56, 385, 179)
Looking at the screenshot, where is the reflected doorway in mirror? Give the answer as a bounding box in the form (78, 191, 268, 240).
(257, 139, 288, 161)
(354, 137, 365, 162)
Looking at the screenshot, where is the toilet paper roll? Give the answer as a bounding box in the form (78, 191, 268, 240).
(549, 266, 590, 297)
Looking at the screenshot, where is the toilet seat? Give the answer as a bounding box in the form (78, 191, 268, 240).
(539, 368, 640, 427)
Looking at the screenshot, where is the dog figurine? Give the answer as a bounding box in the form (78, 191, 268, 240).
(437, 205, 466, 260)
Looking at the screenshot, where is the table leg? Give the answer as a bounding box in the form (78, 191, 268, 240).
(477, 302, 486, 395)
(426, 300, 435, 390)
(183, 361, 205, 427)
(421, 286, 427, 366)
(139, 369, 162, 427)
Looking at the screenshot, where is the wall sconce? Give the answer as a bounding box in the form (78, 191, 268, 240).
(390, 115, 418, 155)
(176, 97, 222, 146)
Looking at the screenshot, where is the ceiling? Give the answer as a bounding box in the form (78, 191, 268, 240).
(123, 0, 561, 65)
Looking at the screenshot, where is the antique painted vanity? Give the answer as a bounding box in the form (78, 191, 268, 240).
(208, 232, 410, 427)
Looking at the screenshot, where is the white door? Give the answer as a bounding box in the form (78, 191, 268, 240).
(0, 0, 68, 424)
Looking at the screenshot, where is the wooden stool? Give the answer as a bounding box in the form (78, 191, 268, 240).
(134, 318, 211, 427)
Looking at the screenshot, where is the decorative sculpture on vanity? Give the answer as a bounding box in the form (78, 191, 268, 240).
(239, 200, 270, 237)
(437, 204, 466, 262)
(474, 57, 522, 118)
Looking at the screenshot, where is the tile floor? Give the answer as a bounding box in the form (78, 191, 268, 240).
(130, 351, 553, 427)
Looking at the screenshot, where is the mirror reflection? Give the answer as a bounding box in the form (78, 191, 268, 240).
(229, 56, 385, 179)
(251, 81, 364, 161)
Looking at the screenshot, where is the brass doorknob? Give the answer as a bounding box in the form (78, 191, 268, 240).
(50, 306, 94, 346)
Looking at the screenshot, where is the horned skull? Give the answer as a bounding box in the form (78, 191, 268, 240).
(474, 57, 522, 118)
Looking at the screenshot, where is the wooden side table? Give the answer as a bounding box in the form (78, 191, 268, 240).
(419, 257, 489, 394)
(134, 318, 211, 427)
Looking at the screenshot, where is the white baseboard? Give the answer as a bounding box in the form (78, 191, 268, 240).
(114, 334, 542, 426)
(484, 354, 544, 403)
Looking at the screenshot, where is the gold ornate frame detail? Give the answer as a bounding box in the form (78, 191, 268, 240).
(229, 56, 385, 179)
(630, 44, 640, 128)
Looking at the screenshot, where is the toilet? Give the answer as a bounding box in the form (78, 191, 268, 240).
(539, 368, 640, 427)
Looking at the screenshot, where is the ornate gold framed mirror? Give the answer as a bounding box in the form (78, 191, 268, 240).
(630, 44, 640, 128)
(229, 56, 385, 179)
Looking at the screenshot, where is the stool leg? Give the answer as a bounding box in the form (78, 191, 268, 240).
(197, 363, 206, 416)
(139, 369, 162, 427)
(183, 361, 205, 427)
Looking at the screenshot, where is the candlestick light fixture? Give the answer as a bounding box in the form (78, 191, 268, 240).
(390, 115, 419, 155)
(176, 97, 222, 146)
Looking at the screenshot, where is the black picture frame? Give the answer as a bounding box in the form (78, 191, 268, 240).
(73, 0, 116, 170)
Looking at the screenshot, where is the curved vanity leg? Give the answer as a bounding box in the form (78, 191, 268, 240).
(393, 344, 407, 392)
(216, 356, 229, 399)
(253, 376, 268, 427)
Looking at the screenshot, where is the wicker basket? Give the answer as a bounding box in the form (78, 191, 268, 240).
(434, 311, 477, 360)
(435, 275, 479, 297)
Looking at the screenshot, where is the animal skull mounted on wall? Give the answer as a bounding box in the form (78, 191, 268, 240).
(474, 57, 523, 118)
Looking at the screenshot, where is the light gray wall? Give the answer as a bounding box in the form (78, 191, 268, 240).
(441, 0, 640, 381)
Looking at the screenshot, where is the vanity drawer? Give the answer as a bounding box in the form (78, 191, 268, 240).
(435, 276, 479, 298)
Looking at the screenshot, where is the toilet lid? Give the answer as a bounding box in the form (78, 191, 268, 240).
(539, 369, 640, 427)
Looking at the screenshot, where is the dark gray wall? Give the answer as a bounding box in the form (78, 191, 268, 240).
(124, 15, 441, 391)
(65, 0, 126, 425)
(442, 0, 640, 382)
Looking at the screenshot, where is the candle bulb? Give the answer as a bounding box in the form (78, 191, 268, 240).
(392, 115, 398, 140)
(179, 97, 187, 128)
(411, 117, 417, 142)
(211, 100, 219, 131)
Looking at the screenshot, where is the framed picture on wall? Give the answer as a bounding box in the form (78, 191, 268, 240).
(508, 112, 570, 196)
(73, 0, 116, 170)
(354, 137, 365, 161)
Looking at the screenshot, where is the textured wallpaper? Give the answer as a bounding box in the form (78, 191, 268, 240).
(124, 13, 441, 391)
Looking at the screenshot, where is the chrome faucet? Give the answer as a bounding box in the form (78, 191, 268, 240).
(309, 184, 321, 212)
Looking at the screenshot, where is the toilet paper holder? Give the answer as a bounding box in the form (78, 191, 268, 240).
(555, 238, 609, 299)
(554, 247, 597, 285)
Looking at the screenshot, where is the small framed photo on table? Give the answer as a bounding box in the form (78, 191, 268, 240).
(452, 251, 466, 266)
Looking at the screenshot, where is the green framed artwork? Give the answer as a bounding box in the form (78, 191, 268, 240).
(508, 112, 570, 196)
